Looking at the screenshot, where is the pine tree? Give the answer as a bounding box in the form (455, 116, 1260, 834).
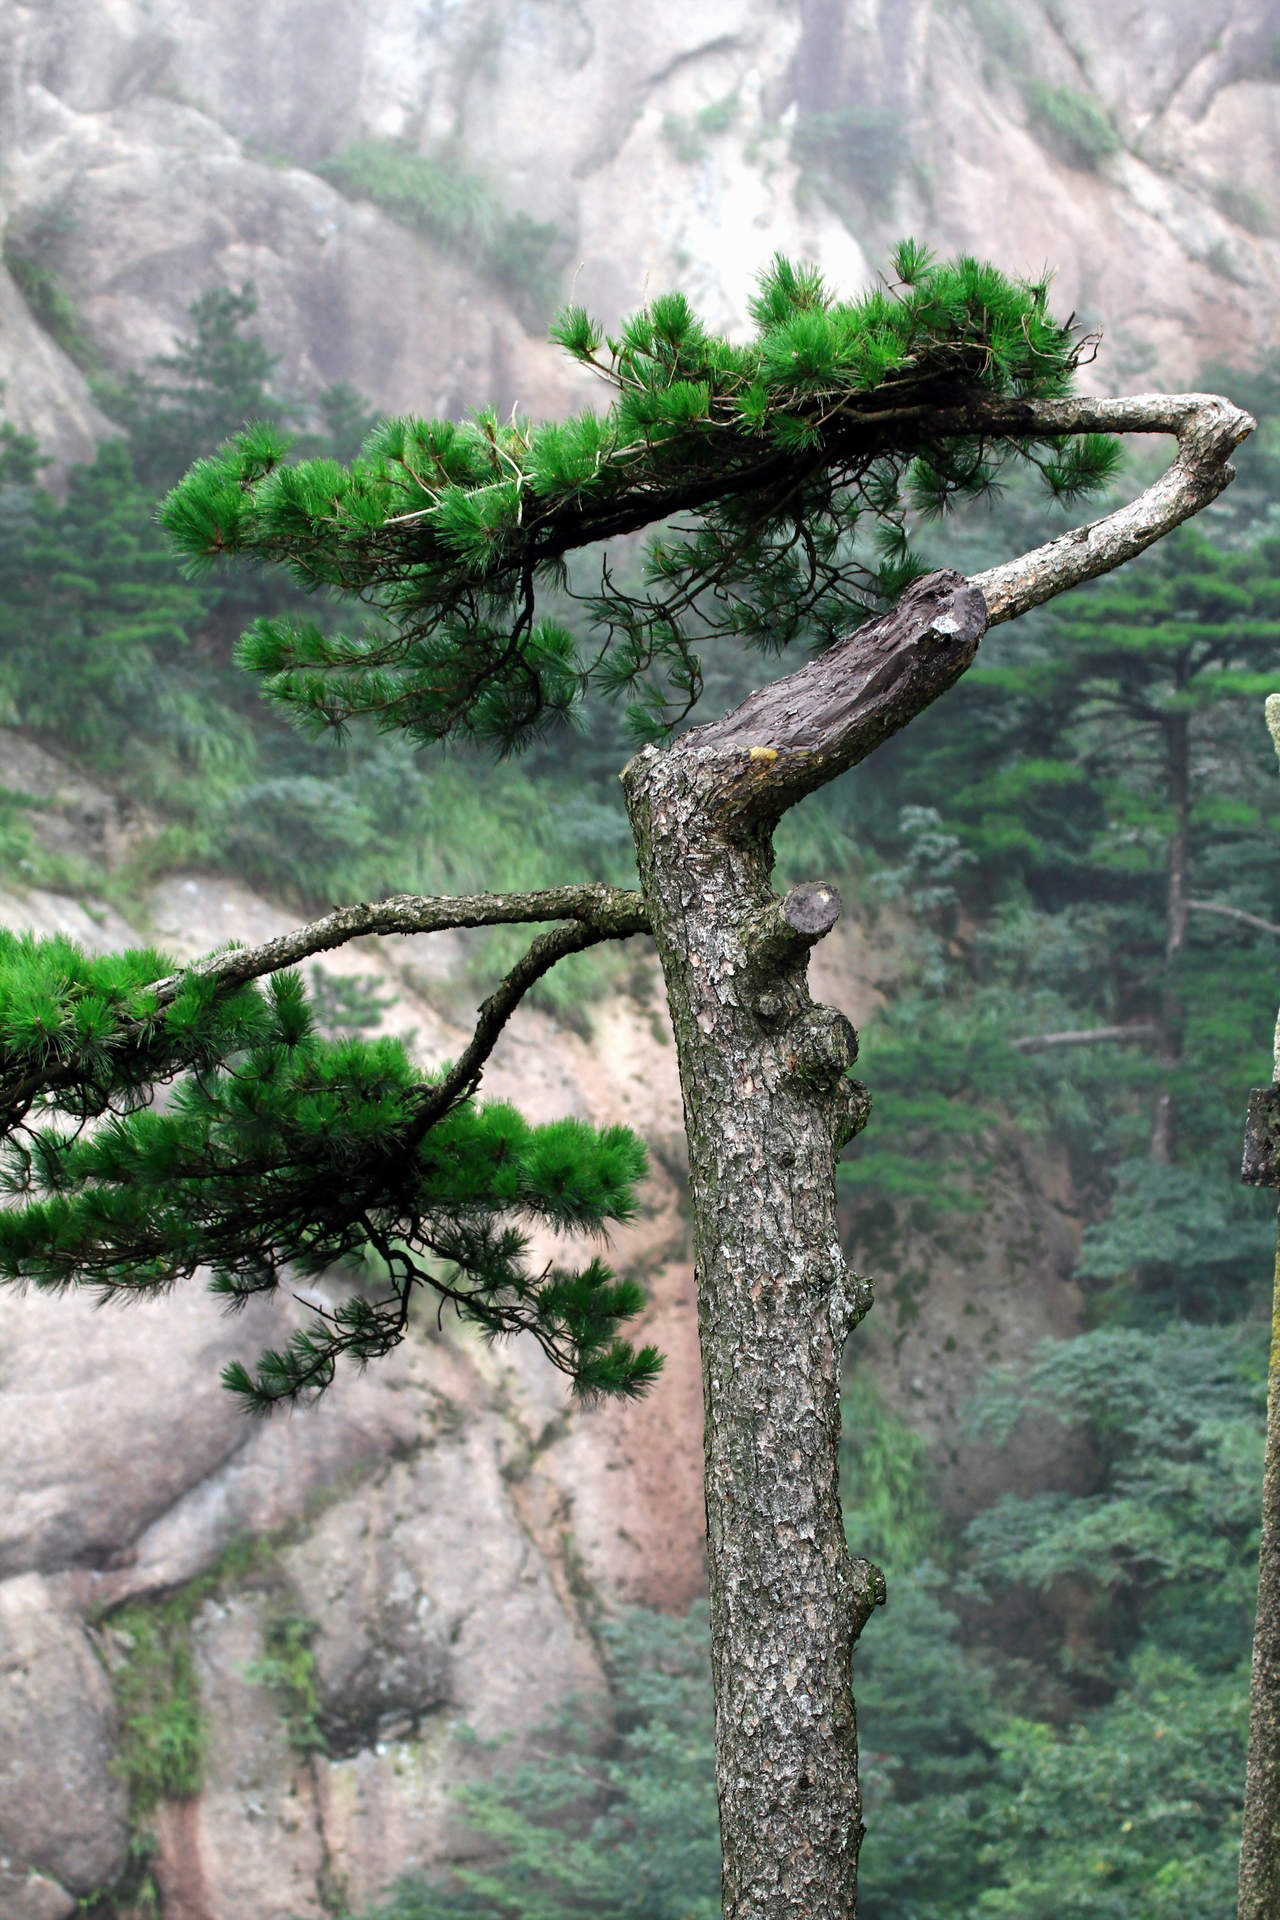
(0, 244, 1252, 1920)
(983, 525, 1280, 1160)
(0, 285, 366, 815)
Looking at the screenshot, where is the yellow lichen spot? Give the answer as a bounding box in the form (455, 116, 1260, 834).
(748, 745, 778, 763)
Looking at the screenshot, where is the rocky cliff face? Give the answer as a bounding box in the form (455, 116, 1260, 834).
(0, 3, 1271, 1914)
(0, 741, 708, 1918)
(3, 0, 1280, 467)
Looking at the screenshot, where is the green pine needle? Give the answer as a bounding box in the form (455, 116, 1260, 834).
(0, 937, 655, 1404)
(160, 244, 1110, 755)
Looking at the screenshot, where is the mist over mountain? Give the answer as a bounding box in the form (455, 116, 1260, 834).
(5, 0, 1280, 468)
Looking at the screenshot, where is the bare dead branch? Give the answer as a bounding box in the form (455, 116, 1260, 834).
(406, 919, 627, 1133)
(1010, 1024, 1160, 1053)
(676, 569, 988, 825)
(1189, 899, 1280, 938)
(970, 393, 1255, 625)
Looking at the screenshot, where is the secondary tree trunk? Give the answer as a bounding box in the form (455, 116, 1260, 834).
(622, 573, 987, 1920)
(1239, 1200, 1280, 1920)
(1239, 691, 1280, 1920)
(1151, 707, 1190, 1164)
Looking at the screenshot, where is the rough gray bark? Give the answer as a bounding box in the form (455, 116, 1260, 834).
(1239, 697, 1280, 1920)
(621, 572, 986, 1920)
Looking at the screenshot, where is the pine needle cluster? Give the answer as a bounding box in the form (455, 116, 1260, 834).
(0, 937, 657, 1405)
(161, 243, 1119, 749)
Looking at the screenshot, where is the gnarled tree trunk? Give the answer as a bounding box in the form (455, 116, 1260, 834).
(622, 573, 987, 1920)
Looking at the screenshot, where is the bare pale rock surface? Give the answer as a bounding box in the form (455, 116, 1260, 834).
(0, 814, 712, 1911)
(0, 1873, 77, 1920)
(0, 1574, 129, 1899)
(0, 1286, 288, 1581)
(3, 1, 1280, 462)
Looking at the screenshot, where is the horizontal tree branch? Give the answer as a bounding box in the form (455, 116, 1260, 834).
(1010, 1024, 1160, 1053)
(390, 389, 1246, 575)
(149, 883, 650, 1005)
(0, 887, 650, 1134)
(1189, 899, 1280, 938)
(970, 392, 1255, 625)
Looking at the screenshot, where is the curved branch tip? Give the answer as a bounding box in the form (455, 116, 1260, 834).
(971, 391, 1255, 626)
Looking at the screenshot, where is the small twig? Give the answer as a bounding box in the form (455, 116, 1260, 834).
(1189, 900, 1280, 939)
(405, 918, 625, 1137)
(1010, 1024, 1160, 1053)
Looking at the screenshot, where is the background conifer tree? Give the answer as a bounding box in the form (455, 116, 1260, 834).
(969, 526, 1280, 1161)
(0, 243, 1252, 1920)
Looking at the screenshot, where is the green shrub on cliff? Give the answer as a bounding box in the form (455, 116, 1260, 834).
(318, 141, 564, 325)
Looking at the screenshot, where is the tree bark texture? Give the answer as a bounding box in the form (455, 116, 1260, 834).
(621, 573, 987, 1920)
(1240, 1177, 1280, 1919)
(1239, 693, 1280, 1920)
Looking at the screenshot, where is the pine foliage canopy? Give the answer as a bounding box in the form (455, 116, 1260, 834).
(162, 244, 1118, 748)
(0, 930, 656, 1406)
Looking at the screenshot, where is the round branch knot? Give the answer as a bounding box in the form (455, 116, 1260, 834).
(782, 883, 842, 939)
(741, 883, 843, 982)
(850, 1556, 888, 1640)
(786, 1008, 860, 1089)
(835, 1077, 871, 1147)
(830, 1263, 874, 1341)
